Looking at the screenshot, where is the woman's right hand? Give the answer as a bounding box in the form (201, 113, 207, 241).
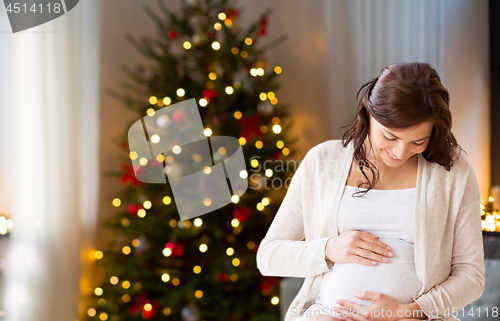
(325, 230, 393, 266)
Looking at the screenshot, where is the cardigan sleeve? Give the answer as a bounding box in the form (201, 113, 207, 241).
(256, 147, 334, 278)
(414, 157, 485, 320)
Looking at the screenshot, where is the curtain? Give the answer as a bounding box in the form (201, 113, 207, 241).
(324, 0, 490, 202)
(0, 0, 101, 319)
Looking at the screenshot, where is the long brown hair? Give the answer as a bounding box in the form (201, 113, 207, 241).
(341, 62, 462, 196)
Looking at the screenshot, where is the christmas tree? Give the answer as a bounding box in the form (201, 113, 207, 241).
(83, 0, 300, 320)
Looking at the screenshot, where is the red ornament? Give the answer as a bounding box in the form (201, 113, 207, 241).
(142, 300, 159, 319)
(165, 241, 185, 257)
(238, 114, 262, 142)
(207, 30, 215, 38)
(233, 206, 251, 223)
(167, 30, 178, 39)
(253, 244, 259, 253)
(173, 110, 189, 124)
(120, 163, 141, 187)
(129, 293, 148, 314)
(259, 275, 278, 295)
(175, 244, 184, 257)
(216, 272, 230, 283)
(129, 293, 159, 319)
(202, 89, 218, 104)
(127, 204, 143, 216)
(271, 150, 281, 160)
(225, 8, 238, 20)
(202, 89, 218, 99)
(258, 17, 268, 36)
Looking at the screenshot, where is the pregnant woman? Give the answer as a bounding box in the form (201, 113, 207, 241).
(256, 62, 485, 321)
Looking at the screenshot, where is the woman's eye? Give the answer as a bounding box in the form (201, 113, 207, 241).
(385, 135, 424, 146)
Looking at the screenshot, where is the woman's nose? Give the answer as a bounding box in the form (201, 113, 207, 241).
(393, 144, 409, 159)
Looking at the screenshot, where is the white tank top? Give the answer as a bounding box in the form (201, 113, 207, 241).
(314, 185, 423, 311)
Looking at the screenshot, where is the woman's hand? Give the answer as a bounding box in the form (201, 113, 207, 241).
(325, 230, 393, 266)
(331, 291, 424, 321)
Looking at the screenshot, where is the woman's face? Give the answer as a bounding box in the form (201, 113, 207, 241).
(366, 114, 434, 168)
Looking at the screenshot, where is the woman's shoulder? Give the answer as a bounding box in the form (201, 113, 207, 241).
(297, 140, 349, 176)
(426, 144, 472, 175)
(425, 145, 477, 202)
(431, 144, 481, 210)
(304, 139, 349, 161)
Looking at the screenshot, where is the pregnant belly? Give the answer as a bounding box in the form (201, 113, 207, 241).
(316, 236, 423, 309)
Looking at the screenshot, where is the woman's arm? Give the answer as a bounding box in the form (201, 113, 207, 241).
(413, 202, 485, 319)
(413, 160, 485, 319)
(402, 302, 427, 320)
(256, 147, 334, 278)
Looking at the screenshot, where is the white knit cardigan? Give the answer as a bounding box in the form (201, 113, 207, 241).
(256, 139, 485, 321)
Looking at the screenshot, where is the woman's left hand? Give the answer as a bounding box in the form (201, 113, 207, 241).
(332, 291, 416, 321)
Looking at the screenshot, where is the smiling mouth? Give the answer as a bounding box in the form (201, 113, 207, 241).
(385, 149, 402, 161)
